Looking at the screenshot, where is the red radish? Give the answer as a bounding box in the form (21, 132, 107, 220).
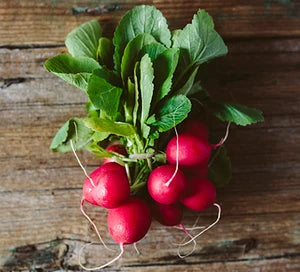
(107, 197, 152, 244)
(104, 144, 127, 164)
(151, 201, 183, 226)
(147, 164, 187, 205)
(183, 165, 208, 179)
(166, 133, 211, 168)
(82, 167, 102, 205)
(91, 162, 130, 209)
(182, 119, 209, 140)
(181, 177, 216, 211)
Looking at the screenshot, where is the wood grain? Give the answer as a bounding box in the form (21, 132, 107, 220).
(0, 1, 300, 271)
(0, 0, 300, 46)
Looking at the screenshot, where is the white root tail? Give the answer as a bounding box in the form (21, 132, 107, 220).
(165, 125, 179, 187)
(80, 198, 110, 251)
(212, 122, 231, 149)
(70, 139, 95, 187)
(177, 224, 197, 258)
(78, 243, 124, 271)
(175, 203, 222, 247)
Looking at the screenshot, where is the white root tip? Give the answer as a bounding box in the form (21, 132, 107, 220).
(78, 243, 124, 271)
(213, 122, 231, 148)
(165, 125, 179, 187)
(175, 203, 222, 247)
(80, 199, 110, 251)
(177, 224, 197, 258)
(70, 140, 95, 187)
(133, 243, 141, 255)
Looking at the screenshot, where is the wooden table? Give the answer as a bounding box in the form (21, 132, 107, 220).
(0, 1, 299, 271)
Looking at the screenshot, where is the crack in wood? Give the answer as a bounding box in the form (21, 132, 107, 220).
(72, 4, 119, 16)
(0, 78, 26, 89)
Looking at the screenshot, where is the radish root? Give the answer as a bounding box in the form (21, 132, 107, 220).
(212, 122, 231, 149)
(165, 125, 179, 187)
(175, 203, 221, 247)
(78, 243, 124, 271)
(80, 198, 110, 251)
(70, 139, 95, 187)
(177, 223, 197, 258)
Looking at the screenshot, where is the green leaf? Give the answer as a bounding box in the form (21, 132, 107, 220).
(174, 66, 199, 96)
(208, 146, 231, 188)
(121, 33, 157, 83)
(88, 142, 112, 158)
(140, 43, 167, 61)
(92, 131, 110, 142)
(140, 54, 154, 138)
(87, 74, 123, 118)
(84, 116, 136, 137)
(124, 77, 135, 123)
(113, 5, 171, 72)
(92, 67, 121, 87)
(44, 54, 101, 91)
(50, 118, 93, 152)
(173, 10, 228, 66)
(171, 29, 181, 46)
(65, 20, 102, 59)
(197, 93, 264, 126)
(153, 95, 192, 132)
(133, 62, 140, 127)
(153, 48, 179, 103)
(97, 37, 114, 69)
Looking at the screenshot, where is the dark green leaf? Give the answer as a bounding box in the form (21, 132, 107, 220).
(153, 48, 179, 103)
(44, 54, 101, 91)
(84, 116, 136, 136)
(140, 43, 167, 61)
(113, 5, 171, 71)
(153, 95, 192, 132)
(50, 118, 93, 152)
(65, 20, 102, 59)
(92, 67, 121, 87)
(173, 10, 228, 66)
(140, 54, 154, 138)
(198, 94, 264, 126)
(208, 146, 231, 187)
(97, 37, 114, 69)
(174, 66, 199, 96)
(87, 74, 123, 118)
(121, 33, 157, 83)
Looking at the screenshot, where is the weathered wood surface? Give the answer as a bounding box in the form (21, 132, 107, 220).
(0, 1, 300, 271)
(0, 0, 300, 46)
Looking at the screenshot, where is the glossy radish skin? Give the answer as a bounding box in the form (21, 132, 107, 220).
(182, 119, 209, 140)
(104, 144, 127, 164)
(91, 162, 130, 209)
(181, 178, 216, 211)
(82, 167, 103, 205)
(166, 133, 211, 168)
(147, 165, 187, 205)
(151, 201, 183, 226)
(107, 198, 152, 244)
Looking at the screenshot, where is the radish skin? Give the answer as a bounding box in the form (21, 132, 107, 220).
(181, 178, 216, 211)
(166, 133, 211, 168)
(91, 162, 130, 209)
(107, 198, 152, 244)
(147, 165, 187, 205)
(151, 201, 183, 226)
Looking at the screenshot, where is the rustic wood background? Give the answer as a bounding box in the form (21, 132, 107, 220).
(0, 0, 299, 271)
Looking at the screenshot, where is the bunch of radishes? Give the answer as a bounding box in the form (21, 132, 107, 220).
(78, 118, 224, 269)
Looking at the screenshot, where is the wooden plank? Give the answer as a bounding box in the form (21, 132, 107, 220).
(0, 34, 299, 271)
(0, 1, 300, 46)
